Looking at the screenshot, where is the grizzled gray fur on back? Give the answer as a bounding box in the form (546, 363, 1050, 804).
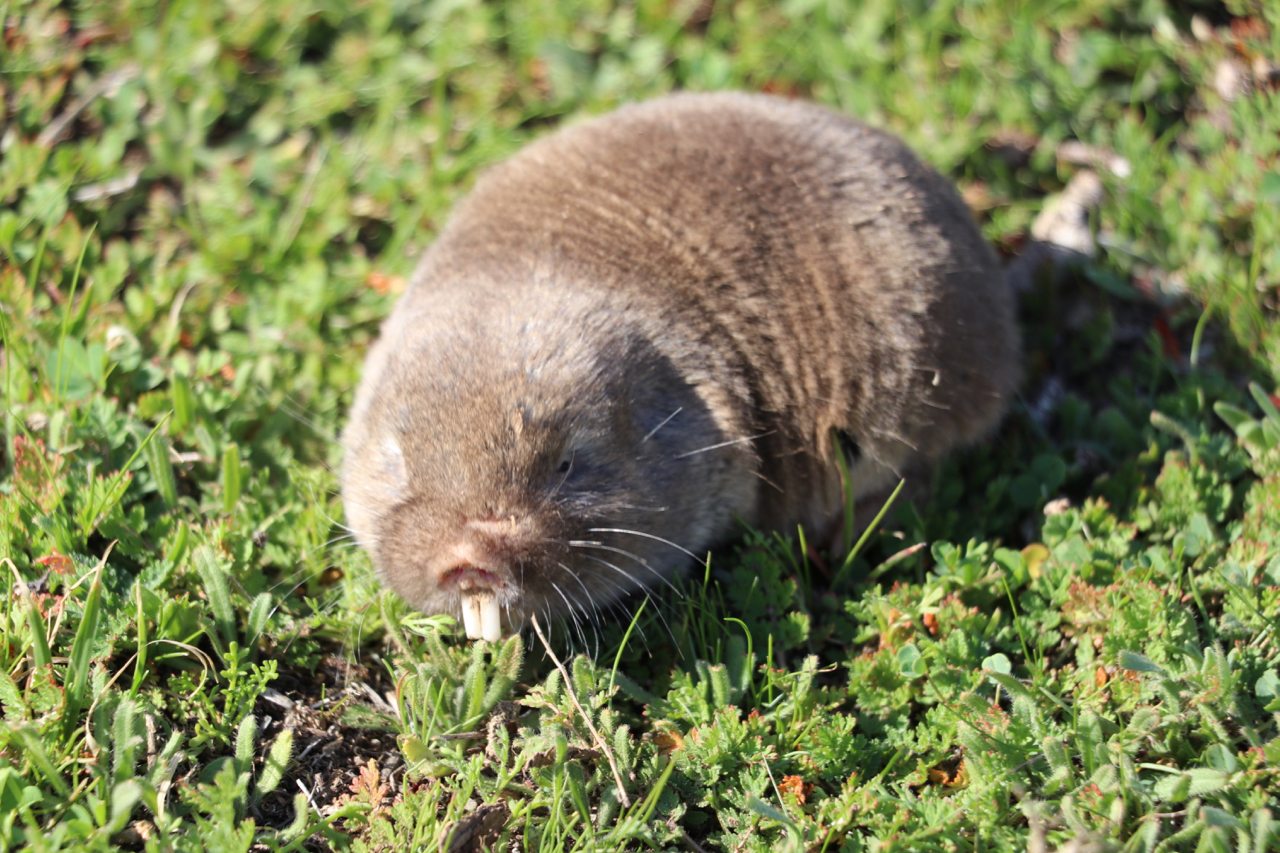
(341, 91, 1020, 638)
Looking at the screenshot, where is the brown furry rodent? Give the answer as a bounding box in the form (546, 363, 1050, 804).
(341, 91, 1019, 640)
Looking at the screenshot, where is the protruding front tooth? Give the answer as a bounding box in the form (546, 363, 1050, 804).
(461, 591, 502, 641)
(462, 593, 484, 639)
(479, 593, 502, 642)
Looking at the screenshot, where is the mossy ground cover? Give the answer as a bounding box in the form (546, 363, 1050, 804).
(1, 0, 1279, 850)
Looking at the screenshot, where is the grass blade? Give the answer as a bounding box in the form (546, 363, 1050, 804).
(13, 725, 71, 797)
(141, 421, 178, 509)
(171, 373, 194, 432)
(18, 583, 54, 672)
(86, 412, 171, 533)
(63, 549, 109, 731)
(222, 443, 242, 515)
(53, 224, 95, 404)
(130, 581, 149, 697)
(837, 478, 906, 581)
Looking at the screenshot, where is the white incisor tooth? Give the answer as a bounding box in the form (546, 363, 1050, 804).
(462, 593, 484, 639)
(480, 594, 502, 642)
(462, 592, 502, 642)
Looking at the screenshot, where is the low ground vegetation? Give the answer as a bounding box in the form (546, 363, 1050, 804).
(1, 0, 1278, 850)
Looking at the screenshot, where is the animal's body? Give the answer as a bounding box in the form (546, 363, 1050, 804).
(341, 92, 1019, 640)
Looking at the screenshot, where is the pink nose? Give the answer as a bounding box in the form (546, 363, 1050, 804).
(434, 517, 525, 590)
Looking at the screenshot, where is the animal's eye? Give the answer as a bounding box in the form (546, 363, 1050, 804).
(556, 459, 572, 474)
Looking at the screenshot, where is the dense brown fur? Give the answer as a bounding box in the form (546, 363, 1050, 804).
(342, 92, 1020, 633)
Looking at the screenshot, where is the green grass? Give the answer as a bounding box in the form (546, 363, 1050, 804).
(1, 0, 1279, 850)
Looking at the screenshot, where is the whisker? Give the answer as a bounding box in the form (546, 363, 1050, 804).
(642, 407, 683, 442)
(555, 561, 611, 629)
(574, 553, 642, 591)
(588, 503, 670, 513)
(673, 431, 773, 459)
(867, 426, 918, 452)
(265, 564, 322, 598)
(320, 535, 360, 554)
(570, 541, 685, 597)
(550, 583, 589, 654)
(632, 589, 675, 647)
(586, 528, 703, 563)
(751, 469, 785, 494)
(257, 382, 340, 447)
(575, 555, 680, 645)
(300, 536, 359, 564)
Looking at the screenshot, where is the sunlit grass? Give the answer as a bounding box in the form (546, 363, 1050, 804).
(0, 0, 1277, 850)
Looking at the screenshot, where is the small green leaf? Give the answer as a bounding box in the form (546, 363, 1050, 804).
(257, 728, 293, 796)
(1150, 410, 1197, 451)
(171, 373, 194, 432)
(1214, 401, 1254, 434)
(1156, 768, 1230, 802)
(1118, 650, 1163, 673)
(1204, 744, 1237, 774)
(194, 546, 236, 649)
(1042, 737, 1072, 777)
(566, 761, 591, 825)
(1031, 453, 1066, 491)
(234, 714, 257, 776)
(1154, 772, 1192, 803)
(482, 634, 524, 709)
(1185, 768, 1230, 795)
(1251, 808, 1274, 853)
(1248, 383, 1280, 425)
(147, 730, 186, 791)
(982, 653, 1012, 675)
(986, 670, 1032, 698)
(745, 794, 795, 827)
(708, 662, 733, 708)
(111, 698, 143, 785)
(199, 755, 233, 785)
(20, 587, 53, 672)
(1009, 473, 1041, 508)
(897, 644, 925, 678)
(0, 668, 31, 719)
(1127, 706, 1161, 734)
(1200, 806, 1243, 830)
(12, 726, 69, 796)
(107, 779, 142, 834)
(141, 424, 178, 509)
(282, 792, 312, 840)
(245, 593, 272, 651)
(222, 443, 242, 514)
(459, 642, 487, 725)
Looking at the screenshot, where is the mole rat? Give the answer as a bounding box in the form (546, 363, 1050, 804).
(341, 91, 1020, 641)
